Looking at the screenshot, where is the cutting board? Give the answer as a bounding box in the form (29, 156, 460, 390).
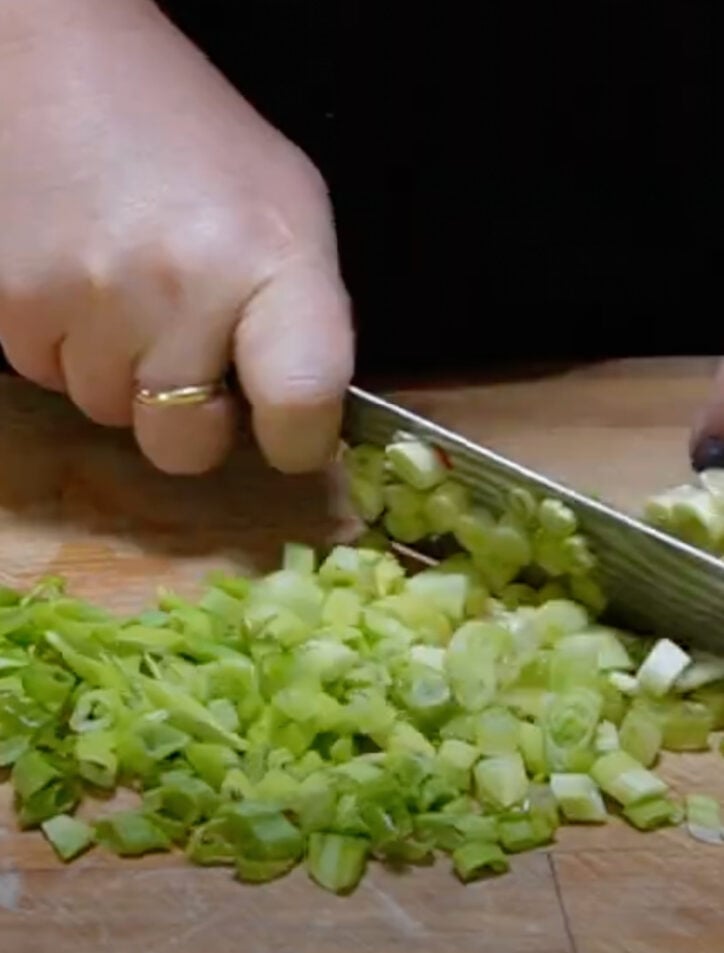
(0, 357, 722, 953)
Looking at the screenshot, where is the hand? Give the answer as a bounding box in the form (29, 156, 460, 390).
(0, 0, 353, 474)
(691, 362, 724, 472)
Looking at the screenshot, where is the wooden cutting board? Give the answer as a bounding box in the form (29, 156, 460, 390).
(0, 357, 722, 953)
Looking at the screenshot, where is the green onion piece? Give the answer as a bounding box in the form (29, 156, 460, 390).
(454, 507, 496, 554)
(527, 782, 561, 832)
(550, 773, 607, 823)
(453, 814, 499, 842)
(21, 662, 75, 711)
(636, 638, 691, 698)
(282, 543, 316, 575)
(41, 814, 94, 862)
(568, 576, 607, 615)
(306, 833, 369, 894)
(437, 739, 480, 781)
(675, 654, 724, 693)
(543, 688, 602, 773)
(608, 672, 639, 697)
(661, 700, 713, 752)
(590, 751, 668, 807)
(69, 688, 121, 733)
(383, 510, 429, 544)
(185, 743, 239, 790)
(453, 840, 509, 881)
(413, 813, 462, 851)
(218, 802, 304, 861)
(519, 722, 546, 778)
(386, 439, 447, 491)
(445, 621, 502, 711)
(348, 474, 385, 522)
(344, 444, 386, 483)
(473, 753, 528, 811)
(685, 794, 723, 845)
(619, 708, 662, 768)
(531, 600, 590, 646)
(75, 730, 118, 788)
(594, 720, 620, 754)
(623, 797, 678, 832)
(497, 812, 554, 853)
(0, 736, 30, 767)
(94, 811, 171, 856)
(538, 499, 577, 538)
(19, 779, 80, 829)
(549, 639, 600, 692)
(45, 632, 126, 691)
(236, 856, 297, 883)
(147, 772, 219, 826)
(475, 708, 521, 756)
(406, 570, 469, 623)
(11, 749, 60, 800)
(139, 677, 245, 750)
(424, 481, 471, 535)
(186, 817, 237, 866)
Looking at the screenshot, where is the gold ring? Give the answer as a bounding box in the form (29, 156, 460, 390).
(134, 381, 227, 408)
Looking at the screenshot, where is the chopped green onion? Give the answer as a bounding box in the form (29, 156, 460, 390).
(0, 431, 720, 897)
(452, 841, 509, 881)
(95, 811, 171, 857)
(75, 730, 118, 788)
(619, 708, 662, 768)
(282, 543, 316, 575)
(41, 814, 94, 862)
(497, 812, 554, 852)
(675, 654, 724, 693)
(636, 639, 691, 698)
(11, 750, 60, 800)
(623, 797, 678, 832)
(608, 671, 639, 697)
(473, 753, 528, 811)
(386, 439, 447, 491)
(594, 720, 620, 754)
(685, 794, 723, 845)
(236, 856, 297, 883)
(424, 482, 471, 534)
(306, 833, 369, 894)
(519, 722, 546, 778)
(590, 751, 667, 807)
(550, 773, 607, 823)
(660, 700, 713, 752)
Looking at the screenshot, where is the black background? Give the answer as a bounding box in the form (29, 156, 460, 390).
(158, 1, 721, 375)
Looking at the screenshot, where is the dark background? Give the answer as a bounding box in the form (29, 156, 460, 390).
(158, 1, 721, 375)
(4, 2, 721, 378)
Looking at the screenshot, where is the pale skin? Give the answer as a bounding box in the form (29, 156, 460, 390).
(0, 0, 353, 475)
(0, 1, 718, 476)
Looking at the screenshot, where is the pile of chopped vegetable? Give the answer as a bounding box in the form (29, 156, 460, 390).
(645, 468, 724, 555)
(0, 435, 722, 894)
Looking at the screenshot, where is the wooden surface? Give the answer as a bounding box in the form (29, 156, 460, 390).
(0, 357, 722, 953)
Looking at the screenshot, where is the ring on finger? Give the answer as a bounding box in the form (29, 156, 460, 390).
(133, 380, 228, 408)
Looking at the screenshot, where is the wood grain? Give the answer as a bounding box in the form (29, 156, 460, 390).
(0, 358, 722, 953)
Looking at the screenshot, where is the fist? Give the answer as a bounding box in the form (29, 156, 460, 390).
(0, 0, 353, 474)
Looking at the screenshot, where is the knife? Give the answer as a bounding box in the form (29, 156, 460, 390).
(342, 385, 724, 654)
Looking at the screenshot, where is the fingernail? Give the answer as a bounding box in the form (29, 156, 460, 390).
(691, 435, 724, 472)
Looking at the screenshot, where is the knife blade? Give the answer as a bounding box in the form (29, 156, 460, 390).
(342, 385, 724, 653)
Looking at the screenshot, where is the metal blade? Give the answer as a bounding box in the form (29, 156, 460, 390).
(343, 385, 724, 653)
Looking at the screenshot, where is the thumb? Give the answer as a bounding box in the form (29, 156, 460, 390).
(234, 256, 354, 473)
(691, 359, 724, 471)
